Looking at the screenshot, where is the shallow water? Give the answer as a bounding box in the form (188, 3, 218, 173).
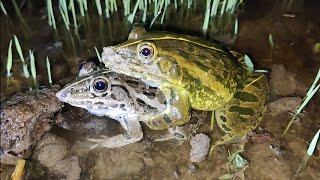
(0, 0, 319, 179)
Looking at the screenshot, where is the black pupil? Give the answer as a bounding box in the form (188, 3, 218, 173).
(94, 80, 106, 91)
(141, 47, 151, 56)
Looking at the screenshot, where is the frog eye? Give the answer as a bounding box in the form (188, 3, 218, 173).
(137, 43, 156, 59)
(92, 78, 110, 95)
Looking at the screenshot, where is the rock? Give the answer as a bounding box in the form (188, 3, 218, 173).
(267, 97, 302, 116)
(0, 86, 62, 159)
(92, 144, 148, 179)
(33, 133, 68, 168)
(188, 163, 197, 174)
(51, 156, 81, 180)
(189, 133, 211, 163)
(270, 64, 299, 96)
(268, 144, 284, 156)
(33, 133, 81, 180)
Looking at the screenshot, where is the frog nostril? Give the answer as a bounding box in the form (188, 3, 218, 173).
(56, 91, 67, 100)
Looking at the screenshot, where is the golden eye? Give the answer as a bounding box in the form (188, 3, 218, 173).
(138, 43, 156, 59)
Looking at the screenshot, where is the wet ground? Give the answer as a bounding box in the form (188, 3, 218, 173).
(1, 0, 320, 179)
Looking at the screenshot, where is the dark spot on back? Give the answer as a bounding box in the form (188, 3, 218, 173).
(220, 115, 227, 122)
(221, 124, 231, 132)
(233, 92, 258, 102)
(229, 106, 254, 116)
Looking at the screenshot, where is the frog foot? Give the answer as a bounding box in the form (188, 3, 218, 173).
(153, 126, 192, 142)
(88, 131, 143, 149)
(209, 134, 245, 156)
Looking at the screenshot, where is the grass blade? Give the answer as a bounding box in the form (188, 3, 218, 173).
(69, 0, 78, 30)
(128, 0, 141, 23)
(29, 50, 37, 85)
(283, 69, 320, 135)
(46, 57, 52, 85)
(95, 0, 103, 15)
(202, 0, 212, 32)
(13, 35, 25, 63)
(307, 129, 320, 156)
(47, 0, 56, 29)
(105, 0, 110, 18)
(234, 17, 238, 35)
(0, 0, 8, 16)
(13, 35, 30, 78)
(77, 0, 85, 16)
(83, 0, 88, 11)
(59, 7, 70, 30)
(6, 40, 13, 77)
(220, 0, 227, 16)
(94, 47, 102, 62)
(59, 0, 70, 25)
(210, 0, 219, 16)
(269, 34, 274, 49)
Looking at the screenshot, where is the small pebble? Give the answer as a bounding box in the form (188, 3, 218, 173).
(188, 163, 197, 174)
(268, 144, 284, 156)
(189, 133, 211, 163)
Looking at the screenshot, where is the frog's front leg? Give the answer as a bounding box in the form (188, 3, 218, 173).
(88, 116, 143, 149)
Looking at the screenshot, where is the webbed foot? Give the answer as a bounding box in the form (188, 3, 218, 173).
(88, 118, 143, 149)
(209, 134, 245, 156)
(88, 132, 142, 149)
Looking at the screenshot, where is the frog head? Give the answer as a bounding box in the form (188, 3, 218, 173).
(102, 27, 186, 87)
(56, 69, 132, 119)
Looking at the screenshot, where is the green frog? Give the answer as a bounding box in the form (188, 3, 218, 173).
(101, 27, 269, 151)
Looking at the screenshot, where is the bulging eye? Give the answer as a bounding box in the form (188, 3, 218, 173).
(138, 44, 154, 59)
(92, 78, 109, 93)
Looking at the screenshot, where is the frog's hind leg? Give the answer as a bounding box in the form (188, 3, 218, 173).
(210, 73, 269, 155)
(88, 117, 143, 149)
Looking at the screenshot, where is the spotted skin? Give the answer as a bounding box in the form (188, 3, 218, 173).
(210, 73, 269, 153)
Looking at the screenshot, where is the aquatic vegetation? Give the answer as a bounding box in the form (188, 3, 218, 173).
(202, 0, 211, 31)
(47, 0, 57, 29)
(6, 40, 13, 77)
(0, 0, 7, 16)
(283, 69, 320, 135)
(94, 47, 102, 62)
(234, 17, 238, 35)
(14, 35, 30, 78)
(29, 50, 37, 86)
(12, 0, 30, 32)
(40, 0, 243, 35)
(95, 0, 103, 15)
(46, 57, 53, 85)
(59, 0, 70, 30)
(76, 0, 86, 16)
(296, 129, 320, 175)
(268, 34, 274, 49)
(69, 0, 78, 31)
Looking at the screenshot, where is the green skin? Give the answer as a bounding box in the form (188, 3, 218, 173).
(102, 28, 269, 148)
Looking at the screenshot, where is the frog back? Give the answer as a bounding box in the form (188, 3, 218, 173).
(123, 33, 248, 110)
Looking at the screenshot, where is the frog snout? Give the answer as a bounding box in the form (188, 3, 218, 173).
(56, 90, 68, 102)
